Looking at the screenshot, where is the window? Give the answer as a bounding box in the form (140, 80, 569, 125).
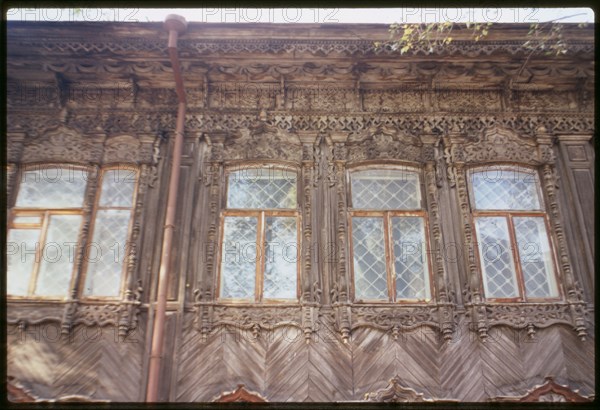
(349, 168, 432, 302)
(218, 166, 300, 301)
(470, 166, 559, 301)
(7, 165, 138, 299)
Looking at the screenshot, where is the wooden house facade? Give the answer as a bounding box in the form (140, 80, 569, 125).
(6, 19, 595, 402)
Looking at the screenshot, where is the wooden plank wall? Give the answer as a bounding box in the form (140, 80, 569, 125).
(173, 316, 594, 402)
(7, 323, 145, 401)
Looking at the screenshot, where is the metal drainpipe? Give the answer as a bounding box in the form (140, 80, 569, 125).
(146, 14, 187, 402)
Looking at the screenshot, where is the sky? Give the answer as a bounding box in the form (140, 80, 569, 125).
(6, 8, 594, 24)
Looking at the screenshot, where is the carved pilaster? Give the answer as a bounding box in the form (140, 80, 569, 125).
(454, 164, 488, 340)
(6, 163, 19, 209)
(118, 280, 143, 339)
(198, 133, 225, 335)
(424, 161, 454, 341)
(148, 135, 163, 188)
(329, 132, 352, 342)
(117, 164, 149, 337)
(299, 132, 319, 341)
(7, 132, 26, 163)
(541, 161, 587, 340)
(61, 164, 100, 334)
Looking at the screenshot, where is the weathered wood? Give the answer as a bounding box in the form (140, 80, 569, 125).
(6, 20, 594, 402)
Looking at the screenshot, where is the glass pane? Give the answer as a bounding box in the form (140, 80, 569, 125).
(352, 217, 388, 300)
(99, 169, 136, 207)
(514, 217, 558, 298)
(227, 168, 297, 209)
(35, 214, 82, 296)
(475, 217, 519, 298)
(83, 209, 132, 297)
(7, 229, 41, 295)
(16, 167, 87, 208)
(472, 168, 541, 210)
(220, 216, 257, 299)
(351, 169, 420, 210)
(12, 215, 42, 225)
(264, 216, 297, 299)
(391, 217, 431, 300)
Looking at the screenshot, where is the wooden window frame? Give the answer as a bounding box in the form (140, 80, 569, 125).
(217, 164, 301, 304)
(468, 165, 562, 303)
(347, 165, 434, 304)
(79, 165, 139, 301)
(7, 164, 139, 301)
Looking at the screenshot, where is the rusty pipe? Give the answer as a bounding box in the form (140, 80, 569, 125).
(146, 14, 187, 403)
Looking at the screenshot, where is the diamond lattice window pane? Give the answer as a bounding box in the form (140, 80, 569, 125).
(475, 217, 519, 298)
(16, 167, 87, 208)
(514, 217, 558, 298)
(99, 169, 137, 207)
(220, 216, 257, 299)
(7, 228, 41, 295)
(12, 215, 43, 225)
(391, 217, 431, 300)
(472, 168, 541, 210)
(35, 214, 82, 296)
(84, 209, 132, 297)
(351, 169, 421, 210)
(227, 168, 297, 209)
(264, 216, 298, 299)
(352, 217, 388, 300)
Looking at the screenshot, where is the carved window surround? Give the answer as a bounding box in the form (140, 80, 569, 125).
(193, 124, 322, 341)
(445, 125, 589, 341)
(325, 126, 455, 343)
(6, 125, 160, 337)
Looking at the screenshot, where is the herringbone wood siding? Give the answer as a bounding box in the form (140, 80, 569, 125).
(7, 317, 593, 401)
(7, 324, 144, 401)
(173, 314, 594, 402)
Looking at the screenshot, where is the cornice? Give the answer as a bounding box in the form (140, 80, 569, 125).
(7, 38, 594, 59)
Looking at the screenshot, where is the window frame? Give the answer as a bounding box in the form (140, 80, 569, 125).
(79, 164, 139, 301)
(346, 164, 434, 304)
(216, 163, 302, 304)
(468, 164, 562, 303)
(7, 163, 139, 301)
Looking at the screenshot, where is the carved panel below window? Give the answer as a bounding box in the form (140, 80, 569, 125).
(490, 377, 591, 402)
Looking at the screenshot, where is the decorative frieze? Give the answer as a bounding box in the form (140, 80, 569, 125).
(8, 36, 594, 58)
